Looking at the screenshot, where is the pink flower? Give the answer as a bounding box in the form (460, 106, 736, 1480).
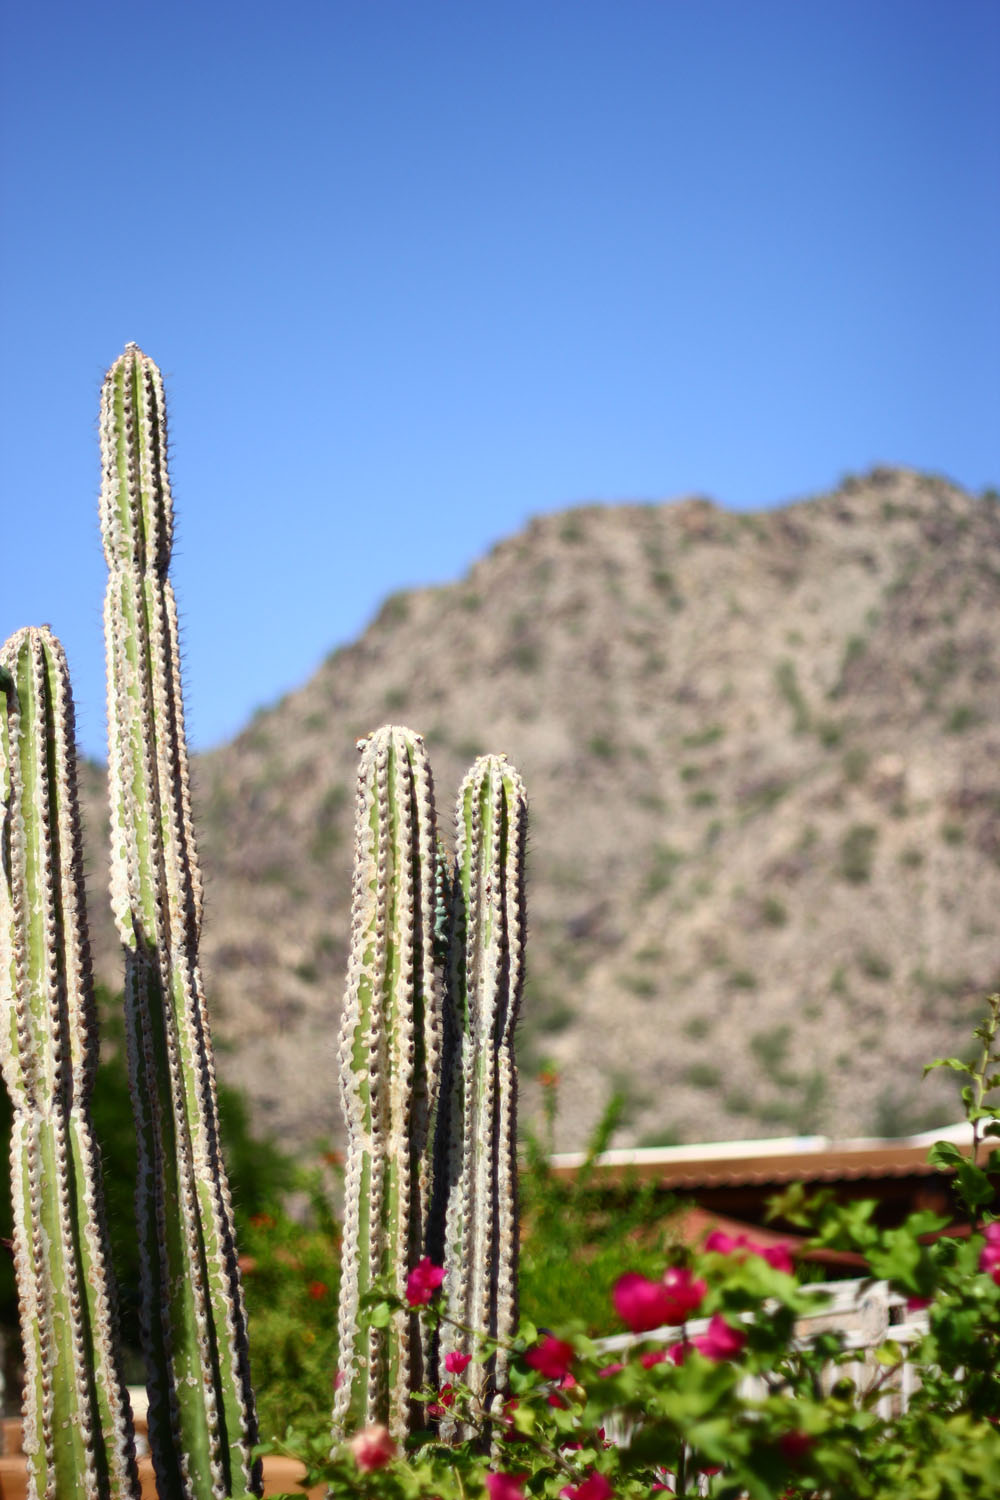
(406, 1256, 445, 1306)
(692, 1314, 747, 1362)
(760, 1243, 795, 1273)
(347, 1424, 397, 1471)
(525, 1334, 575, 1379)
(486, 1473, 527, 1500)
(612, 1272, 672, 1333)
(667, 1339, 691, 1365)
(598, 1361, 625, 1378)
(639, 1348, 668, 1369)
(704, 1229, 742, 1255)
(779, 1430, 815, 1463)
(705, 1230, 794, 1273)
(661, 1266, 708, 1320)
(979, 1243, 1000, 1283)
(980, 1225, 1000, 1281)
(444, 1350, 473, 1375)
(906, 1295, 932, 1312)
(560, 1473, 614, 1500)
(428, 1382, 456, 1417)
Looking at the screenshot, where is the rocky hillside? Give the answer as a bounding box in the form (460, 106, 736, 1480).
(81, 467, 1000, 1154)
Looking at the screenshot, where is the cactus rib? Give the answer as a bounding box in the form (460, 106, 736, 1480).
(99, 344, 258, 1498)
(0, 627, 140, 1500)
(334, 726, 442, 1441)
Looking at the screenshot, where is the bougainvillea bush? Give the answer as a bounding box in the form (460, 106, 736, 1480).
(266, 1000, 1000, 1499)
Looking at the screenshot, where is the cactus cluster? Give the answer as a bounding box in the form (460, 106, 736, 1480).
(335, 735, 528, 1441)
(0, 346, 528, 1496)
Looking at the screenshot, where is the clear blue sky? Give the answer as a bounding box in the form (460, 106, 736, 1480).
(2, 1, 997, 760)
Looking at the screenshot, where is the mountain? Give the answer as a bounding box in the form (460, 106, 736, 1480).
(81, 467, 1000, 1154)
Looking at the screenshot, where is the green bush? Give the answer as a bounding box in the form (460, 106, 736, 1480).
(839, 823, 878, 883)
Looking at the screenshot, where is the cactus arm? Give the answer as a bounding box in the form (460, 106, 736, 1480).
(0, 627, 140, 1499)
(100, 345, 258, 1498)
(334, 727, 442, 1441)
(438, 756, 527, 1431)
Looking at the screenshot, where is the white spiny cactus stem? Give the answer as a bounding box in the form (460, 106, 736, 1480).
(100, 346, 258, 1499)
(0, 626, 140, 1499)
(334, 726, 443, 1442)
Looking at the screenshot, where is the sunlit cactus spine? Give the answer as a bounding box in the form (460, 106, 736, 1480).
(334, 726, 443, 1441)
(0, 627, 140, 1500)
(437, 755, 527, 1436)
(100, 344, 259, 1498)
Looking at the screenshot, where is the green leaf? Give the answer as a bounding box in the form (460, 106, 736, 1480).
(925, 1057, 971, 1076)
(927, 1141, 965, 1169)
(956, 1160, 995, 1207)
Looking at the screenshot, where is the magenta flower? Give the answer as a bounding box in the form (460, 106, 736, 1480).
(525, 1334, 575, 1379)
(612, 1272, 672, 1332)
(779, 1430, 815, 1463)
(406, 1256, 445, 1306)
(427, 1382, 456, 1417)
(705, 1229, 794, 1272)
(347, 1424, 397, 1471)
(444, 1350, 473, 1375)
(560, 1473, 614, 1500)
(704, 1229, 741, 1255)
(597, 1361, 626, 1378)
(661, 1266, 707, 1320)
(639, 1348, 668, 1369)
(979, 1242, 1000, 1283)
(692, 1313, 747, 1362)
(486, 1473, 527, 1500)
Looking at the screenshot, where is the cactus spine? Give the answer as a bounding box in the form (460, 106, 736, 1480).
(99, 345, 259, 1498)
(334, 726, 443, 1440)
(0, 627, 140, 1500)
(438, 755, 527, 1432)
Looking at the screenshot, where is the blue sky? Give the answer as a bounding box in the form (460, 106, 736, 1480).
(1, 1, 997, 759)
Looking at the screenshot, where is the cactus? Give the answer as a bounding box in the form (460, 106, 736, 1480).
(0, 626, 140, 1500)
(99, 344, 259, 1498)
(334, 726, 443, 1441)
(437, 755, 527, 1434)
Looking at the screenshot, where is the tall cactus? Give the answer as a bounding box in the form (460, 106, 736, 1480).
(437, 755, 527, 1432)
(99, 344, 259, 1498)
(0, 627, 140, 1500)
(334, 726, 443, 1441)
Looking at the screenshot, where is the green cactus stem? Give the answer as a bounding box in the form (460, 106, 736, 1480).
(99, 344, 259, 1498)
(437, 754, 527, 1436)
(0, 626, 140, 1500)
(334, 726, 443, 1441)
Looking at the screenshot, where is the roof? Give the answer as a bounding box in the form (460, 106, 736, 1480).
(548, 1122, 984, 1191)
